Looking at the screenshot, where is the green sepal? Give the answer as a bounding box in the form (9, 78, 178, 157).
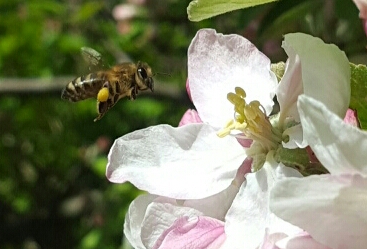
(274, 146, 328, 176)
(350, 63, 367, 130)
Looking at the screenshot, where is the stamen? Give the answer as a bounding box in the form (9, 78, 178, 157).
(235, 87, 246, 98)
(218, 87, 281, 152)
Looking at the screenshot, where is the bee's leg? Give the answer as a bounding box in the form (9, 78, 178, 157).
(94, 100, 108, 122)
(129, 86, 138, 100)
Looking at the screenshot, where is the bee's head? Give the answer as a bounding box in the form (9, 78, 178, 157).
(136, 62, 154, 92)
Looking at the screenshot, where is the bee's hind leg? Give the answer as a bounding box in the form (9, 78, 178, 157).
(94, 100, 108, 122)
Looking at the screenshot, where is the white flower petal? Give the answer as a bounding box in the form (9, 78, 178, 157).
(124, 194, 158, 249)
(222, 152, 302, 249)
(183, 158, 251, 220)
(298, 95, 367, 175)
(275, 232, 331, 249)
(279, 33, 350, 121)
(184, 181, 239, 221)
(106, 123, 246, 199)
(282, 124, 308, 149)
(270, 174, 367, 249)
(278, 33, 350, 149)
(277, 50, 303, 123)
(259, 229, 288, 249)
(188, 28, 277, 128)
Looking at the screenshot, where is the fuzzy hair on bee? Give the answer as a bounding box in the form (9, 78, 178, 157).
(61, 47, 154, 121)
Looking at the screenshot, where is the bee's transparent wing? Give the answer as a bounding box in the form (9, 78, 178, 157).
(81, 47, 104, 71)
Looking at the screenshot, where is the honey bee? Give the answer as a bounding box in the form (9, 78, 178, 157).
(61, 47, 154, 121)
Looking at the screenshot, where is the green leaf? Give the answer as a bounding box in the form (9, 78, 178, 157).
(259, 0, 322, 39)
(71, 1, 104, 24)
(187, 0, 278, 22)
(350, 63, 367, 130)
(80, 229, 102, 249)
(91, 157, 108, 178)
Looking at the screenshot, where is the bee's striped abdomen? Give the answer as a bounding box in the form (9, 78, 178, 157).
(61, 73, 105, 102)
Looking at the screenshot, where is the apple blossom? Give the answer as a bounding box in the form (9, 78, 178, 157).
(106, 29, 351, 248)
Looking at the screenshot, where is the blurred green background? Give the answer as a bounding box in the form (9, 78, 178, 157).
(0, 0, 365, 248)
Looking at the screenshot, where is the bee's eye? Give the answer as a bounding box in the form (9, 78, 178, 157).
(137, 67, 148, 79)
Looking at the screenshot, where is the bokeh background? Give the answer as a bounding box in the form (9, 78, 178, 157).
(0, 0, 365, 248)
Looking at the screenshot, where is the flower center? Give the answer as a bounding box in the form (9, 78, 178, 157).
(218, 87, 282, 169)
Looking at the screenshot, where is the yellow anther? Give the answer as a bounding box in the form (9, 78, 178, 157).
(97, 87, 109, 102)
(217, 119, 236, 138)
(217, 128, 231, 138)
(219, 87, 272, 141)
(227, 92, 242, 106)
(225, 119, 235, 128)
(235, 87, 246, 98)
(249, 100, 261, 108)
(218, 86, 281, 163)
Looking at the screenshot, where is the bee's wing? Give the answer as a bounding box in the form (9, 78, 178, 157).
(81, 47, 105, 71)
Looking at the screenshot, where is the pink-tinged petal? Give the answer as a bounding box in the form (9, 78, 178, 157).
(106, 123, 246, 199)
(188, 29, 277, 128)
(236, 137, 253, 148)
(344, 109, 360, 127)
(124, 194, 158, 249)
(222, 152, 302, 249)
(178, 109, 202, 126)
(298, 95, 367, 175)
(141, 202, 203, 249)
(124, 182, 241, 248)
(276, 232, 332, 249)
(353, 0, 367, 19)
(270, 174, 367, 249)
(152, 216, 225, 249)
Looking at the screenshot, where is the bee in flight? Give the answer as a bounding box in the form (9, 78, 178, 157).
(61, 47, 154, 121)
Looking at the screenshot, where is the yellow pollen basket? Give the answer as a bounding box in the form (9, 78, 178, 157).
(217, 87, 268, 138)
(97, 87, 109, 102)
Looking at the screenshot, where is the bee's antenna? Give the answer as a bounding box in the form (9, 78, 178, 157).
(154, 72, 171, 77)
